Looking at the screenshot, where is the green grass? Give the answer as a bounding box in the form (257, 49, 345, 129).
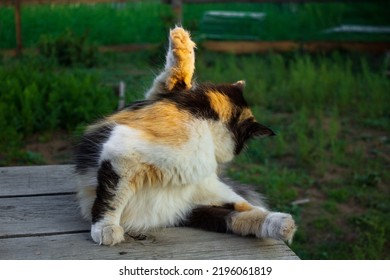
(1, 1, 389, 49)
(0, 56, 116, 165)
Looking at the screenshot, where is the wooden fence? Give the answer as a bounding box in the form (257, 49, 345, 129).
(1, 0, 389, 56)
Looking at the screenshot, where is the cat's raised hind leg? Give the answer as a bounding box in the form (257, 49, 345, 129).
(228, 203, 297, 243)
(186, 203, 296, 244)
(145, 26, 196, 99)
(187, 178, 297, 243)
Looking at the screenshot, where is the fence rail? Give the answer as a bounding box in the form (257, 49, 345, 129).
(1, 0, 389, 56)
(0, 0, 124, 5)
(0, 0, 372, 4)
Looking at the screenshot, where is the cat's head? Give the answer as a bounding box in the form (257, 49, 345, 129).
(206, 80, 275, 155)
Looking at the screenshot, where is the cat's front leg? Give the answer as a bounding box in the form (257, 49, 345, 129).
(90, 160, 130, 246)
(145, 26, 196, 99)
(91, 222, 124, 246)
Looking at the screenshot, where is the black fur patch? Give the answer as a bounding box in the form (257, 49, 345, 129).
(161, 83, 248, 121)
(171, 80, 188, 91)
(229, 114, 275, 155)
(204, 83, 248, 108)
(181, 204, 235, 233)
(161, 88, 220, 120)
(91, 160, 120, 223)
(123, 99, 154, 111)
(74, 124, 114, 174)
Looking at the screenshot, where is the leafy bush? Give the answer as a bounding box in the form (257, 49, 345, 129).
(0, 59, 115, 165)
(38, 29, 98, 67)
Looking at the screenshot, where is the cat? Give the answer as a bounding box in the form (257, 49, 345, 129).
(74, 27, 296, 246)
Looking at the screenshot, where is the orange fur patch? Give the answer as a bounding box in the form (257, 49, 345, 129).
(207, 91, 234, 122)
(108, 102, 190, 146)
(229, 209, 269, 236)
(120, 163, 165, 192)
(234, 201, 253, 212)
(130, 163, 164, 190)
(167, 56, 193, 91)
(239, 108, 254, 122)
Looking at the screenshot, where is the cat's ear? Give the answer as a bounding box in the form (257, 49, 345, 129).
(250, 122, 276, 138)
(233, 80, 246, 90)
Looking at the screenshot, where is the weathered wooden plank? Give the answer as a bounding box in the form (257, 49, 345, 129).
(0, 165, 77, 197)
(203, 41, 298, 53)
(0, 229, 299, 260)
(202, 40, 390, 54)
(99, 44, 159, 52)
(302, 41, 390, 53)
(1, 0, 368, 5)
(0, 194, 89, 238)
(166, 0, 367, 3)
(0, 165, 300, 259)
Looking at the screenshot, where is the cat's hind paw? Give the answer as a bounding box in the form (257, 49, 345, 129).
(166, 27, 196, 91)
(91, 223, 125, 246)
(260, 212, 297, 244)
(170, 26, 196, 55)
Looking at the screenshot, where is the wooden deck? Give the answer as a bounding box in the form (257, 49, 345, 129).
(0, 165, 299, 260)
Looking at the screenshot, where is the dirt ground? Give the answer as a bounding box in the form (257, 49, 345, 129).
(24, 131, 75, 165)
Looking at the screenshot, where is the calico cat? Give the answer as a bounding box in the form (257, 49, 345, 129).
(75, 27, 296, 246)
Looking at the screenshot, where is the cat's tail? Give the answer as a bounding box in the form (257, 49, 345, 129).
(74, 168, 97, 221)
(73, 122, 115, 221)
(222, 178, 268, 208)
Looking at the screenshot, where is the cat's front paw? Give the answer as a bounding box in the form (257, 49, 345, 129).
(259, 212, 297, 244)
(91, 223, 125, 246)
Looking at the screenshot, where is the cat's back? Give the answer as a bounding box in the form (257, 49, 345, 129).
(75, 93, 218, 181)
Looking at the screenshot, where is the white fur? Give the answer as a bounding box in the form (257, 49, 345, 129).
(100, 120, 218, 185)
(89, 119, 237, 233)
(91, 221, 104, 245)
(260, 212, 296, 243)
(91, 221, 124, 246)
(208, 121, 235, 163)
(120, 181, 195, 232)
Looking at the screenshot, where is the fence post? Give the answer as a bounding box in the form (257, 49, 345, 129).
(118, 81, 126, 110)
(171, 0, 183, 25)
(14, 0, 23, 56)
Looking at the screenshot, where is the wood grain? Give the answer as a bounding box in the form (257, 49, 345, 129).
(0, 194, 89, 238)
(0, 165, 77, 197)
(0, 229, 299, 260)
(0, 164, 300, 260)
